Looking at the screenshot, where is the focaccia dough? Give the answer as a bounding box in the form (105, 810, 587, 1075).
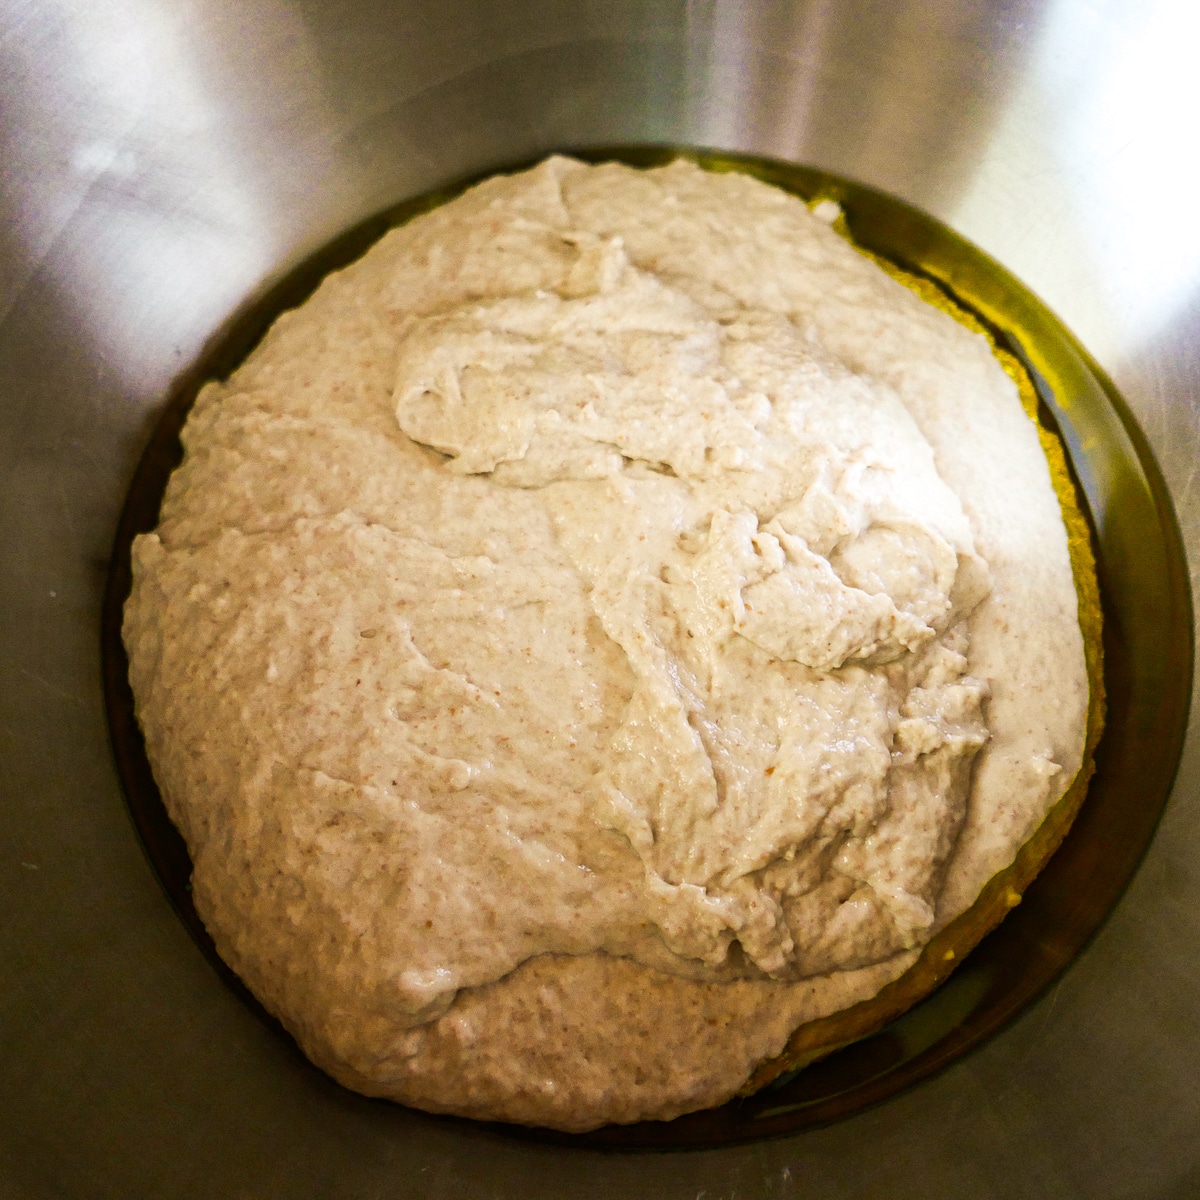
(124, 157, 1090, 1131)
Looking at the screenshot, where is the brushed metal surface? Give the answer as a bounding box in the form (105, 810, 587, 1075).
(2, 1, 1197, 1197)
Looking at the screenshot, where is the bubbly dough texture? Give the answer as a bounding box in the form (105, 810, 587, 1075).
(124, 158, 1089, 1131)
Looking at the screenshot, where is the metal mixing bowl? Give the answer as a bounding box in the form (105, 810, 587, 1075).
(4, 2, 1199, 1196)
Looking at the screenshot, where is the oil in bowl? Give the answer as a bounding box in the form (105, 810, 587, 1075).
(101, 147, 1191, 1147)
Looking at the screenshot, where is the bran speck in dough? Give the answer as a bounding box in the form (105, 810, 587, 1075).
(123, 157, 1091, 1131)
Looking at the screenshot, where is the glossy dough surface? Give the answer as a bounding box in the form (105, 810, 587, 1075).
(124, 158, 1089, 1131)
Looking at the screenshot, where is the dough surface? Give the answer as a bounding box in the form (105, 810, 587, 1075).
(124, 157, 1090, 1131)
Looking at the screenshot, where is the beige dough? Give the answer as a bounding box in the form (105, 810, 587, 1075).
(124, 157, 1089, 1132)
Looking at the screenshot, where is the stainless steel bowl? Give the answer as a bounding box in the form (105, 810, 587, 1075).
(3, 2, 1198, 1196)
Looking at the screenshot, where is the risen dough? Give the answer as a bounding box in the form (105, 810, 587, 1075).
(124, 157, 1090, 1131)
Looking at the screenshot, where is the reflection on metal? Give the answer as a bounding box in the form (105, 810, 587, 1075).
(950, 0, 1200, 364)
(0, 0, 334, 391)
(1036, 0, 1200, 347)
